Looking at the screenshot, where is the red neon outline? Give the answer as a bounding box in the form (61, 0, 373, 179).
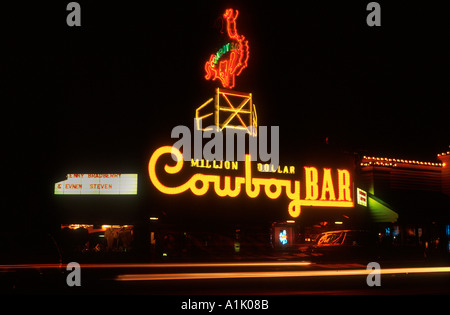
(205, 9, 249, 89)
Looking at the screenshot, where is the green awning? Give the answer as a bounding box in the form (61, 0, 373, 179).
(368, 193, 399, 223)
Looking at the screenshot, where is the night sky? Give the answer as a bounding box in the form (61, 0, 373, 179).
(2, 1, 449, 225)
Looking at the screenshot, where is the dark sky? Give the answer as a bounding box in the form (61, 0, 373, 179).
(3, 1, 449, 191)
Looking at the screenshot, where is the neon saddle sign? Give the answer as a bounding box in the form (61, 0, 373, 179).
(204, 9, 250, 89)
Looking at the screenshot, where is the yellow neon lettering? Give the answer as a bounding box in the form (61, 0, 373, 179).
(191, 159, 200, 167)
(245, 154, 261, 198)
(337, 169, 352, 201)
(148, 146, 354, 218)
(148, 146, 190, 194)
(320, 168, 336, 201)
(191, 159, 240, 171)
(284, 179, 301, 218)
(301, 200, 353, 207)
(213, 175, 245, 197)
(304, 166, 319, 200)
(190, 174, 211, 196)
(263, 181, 283, 199)
(288, 200, 301, 218)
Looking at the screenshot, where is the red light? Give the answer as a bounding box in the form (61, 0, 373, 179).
(205, 9, 249, 89)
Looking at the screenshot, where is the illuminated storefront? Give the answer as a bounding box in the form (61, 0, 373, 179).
(53, 146, 450, 260)
(51, 8, 449, 261)
(53, 173, 143, 260)
(358, 151, 450, 257)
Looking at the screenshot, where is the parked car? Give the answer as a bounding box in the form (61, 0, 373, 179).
(308, 230, 378, 262)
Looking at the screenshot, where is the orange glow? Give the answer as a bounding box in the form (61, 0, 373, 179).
(320, 168, 336, 201)
(195, 88, 256, 135)
(4, 263, 448, 281)
(148, 146, 354, 218)
(148, 146, 191, 195)
(304, 167, 319, 200)
(204, 9, 249, 89)
(337, 169, 352, 202)
(299, 200, 354, 208)
(362, 156, 443, 168)
(114, 266, 450, 281)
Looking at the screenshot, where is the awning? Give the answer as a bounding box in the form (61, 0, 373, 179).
(368, 193, 399, 223)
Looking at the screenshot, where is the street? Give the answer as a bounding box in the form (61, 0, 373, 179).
(2, 260, 450, 296)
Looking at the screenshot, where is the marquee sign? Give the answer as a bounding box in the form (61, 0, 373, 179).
(55, 174, 138, 195)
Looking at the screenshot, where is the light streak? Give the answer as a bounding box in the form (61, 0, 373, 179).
(114, 266, 450, 281)
(0, 261, 311, 270)
(3, 263, 449, 283)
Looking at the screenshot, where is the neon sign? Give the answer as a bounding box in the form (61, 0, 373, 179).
(357, 188, 367, 207)
(148, 146, 354, 218)
(148, 8, 355, 218)
(211, 42, 239, 66)
(204, 9, 249, 89)
(279, 230, 288, 245)
(195, 88, 258, 136)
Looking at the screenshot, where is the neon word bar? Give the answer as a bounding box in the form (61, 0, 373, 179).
(148, 146, 353, 218)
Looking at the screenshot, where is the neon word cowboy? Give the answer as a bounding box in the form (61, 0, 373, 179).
(148, 146, 354, 218)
